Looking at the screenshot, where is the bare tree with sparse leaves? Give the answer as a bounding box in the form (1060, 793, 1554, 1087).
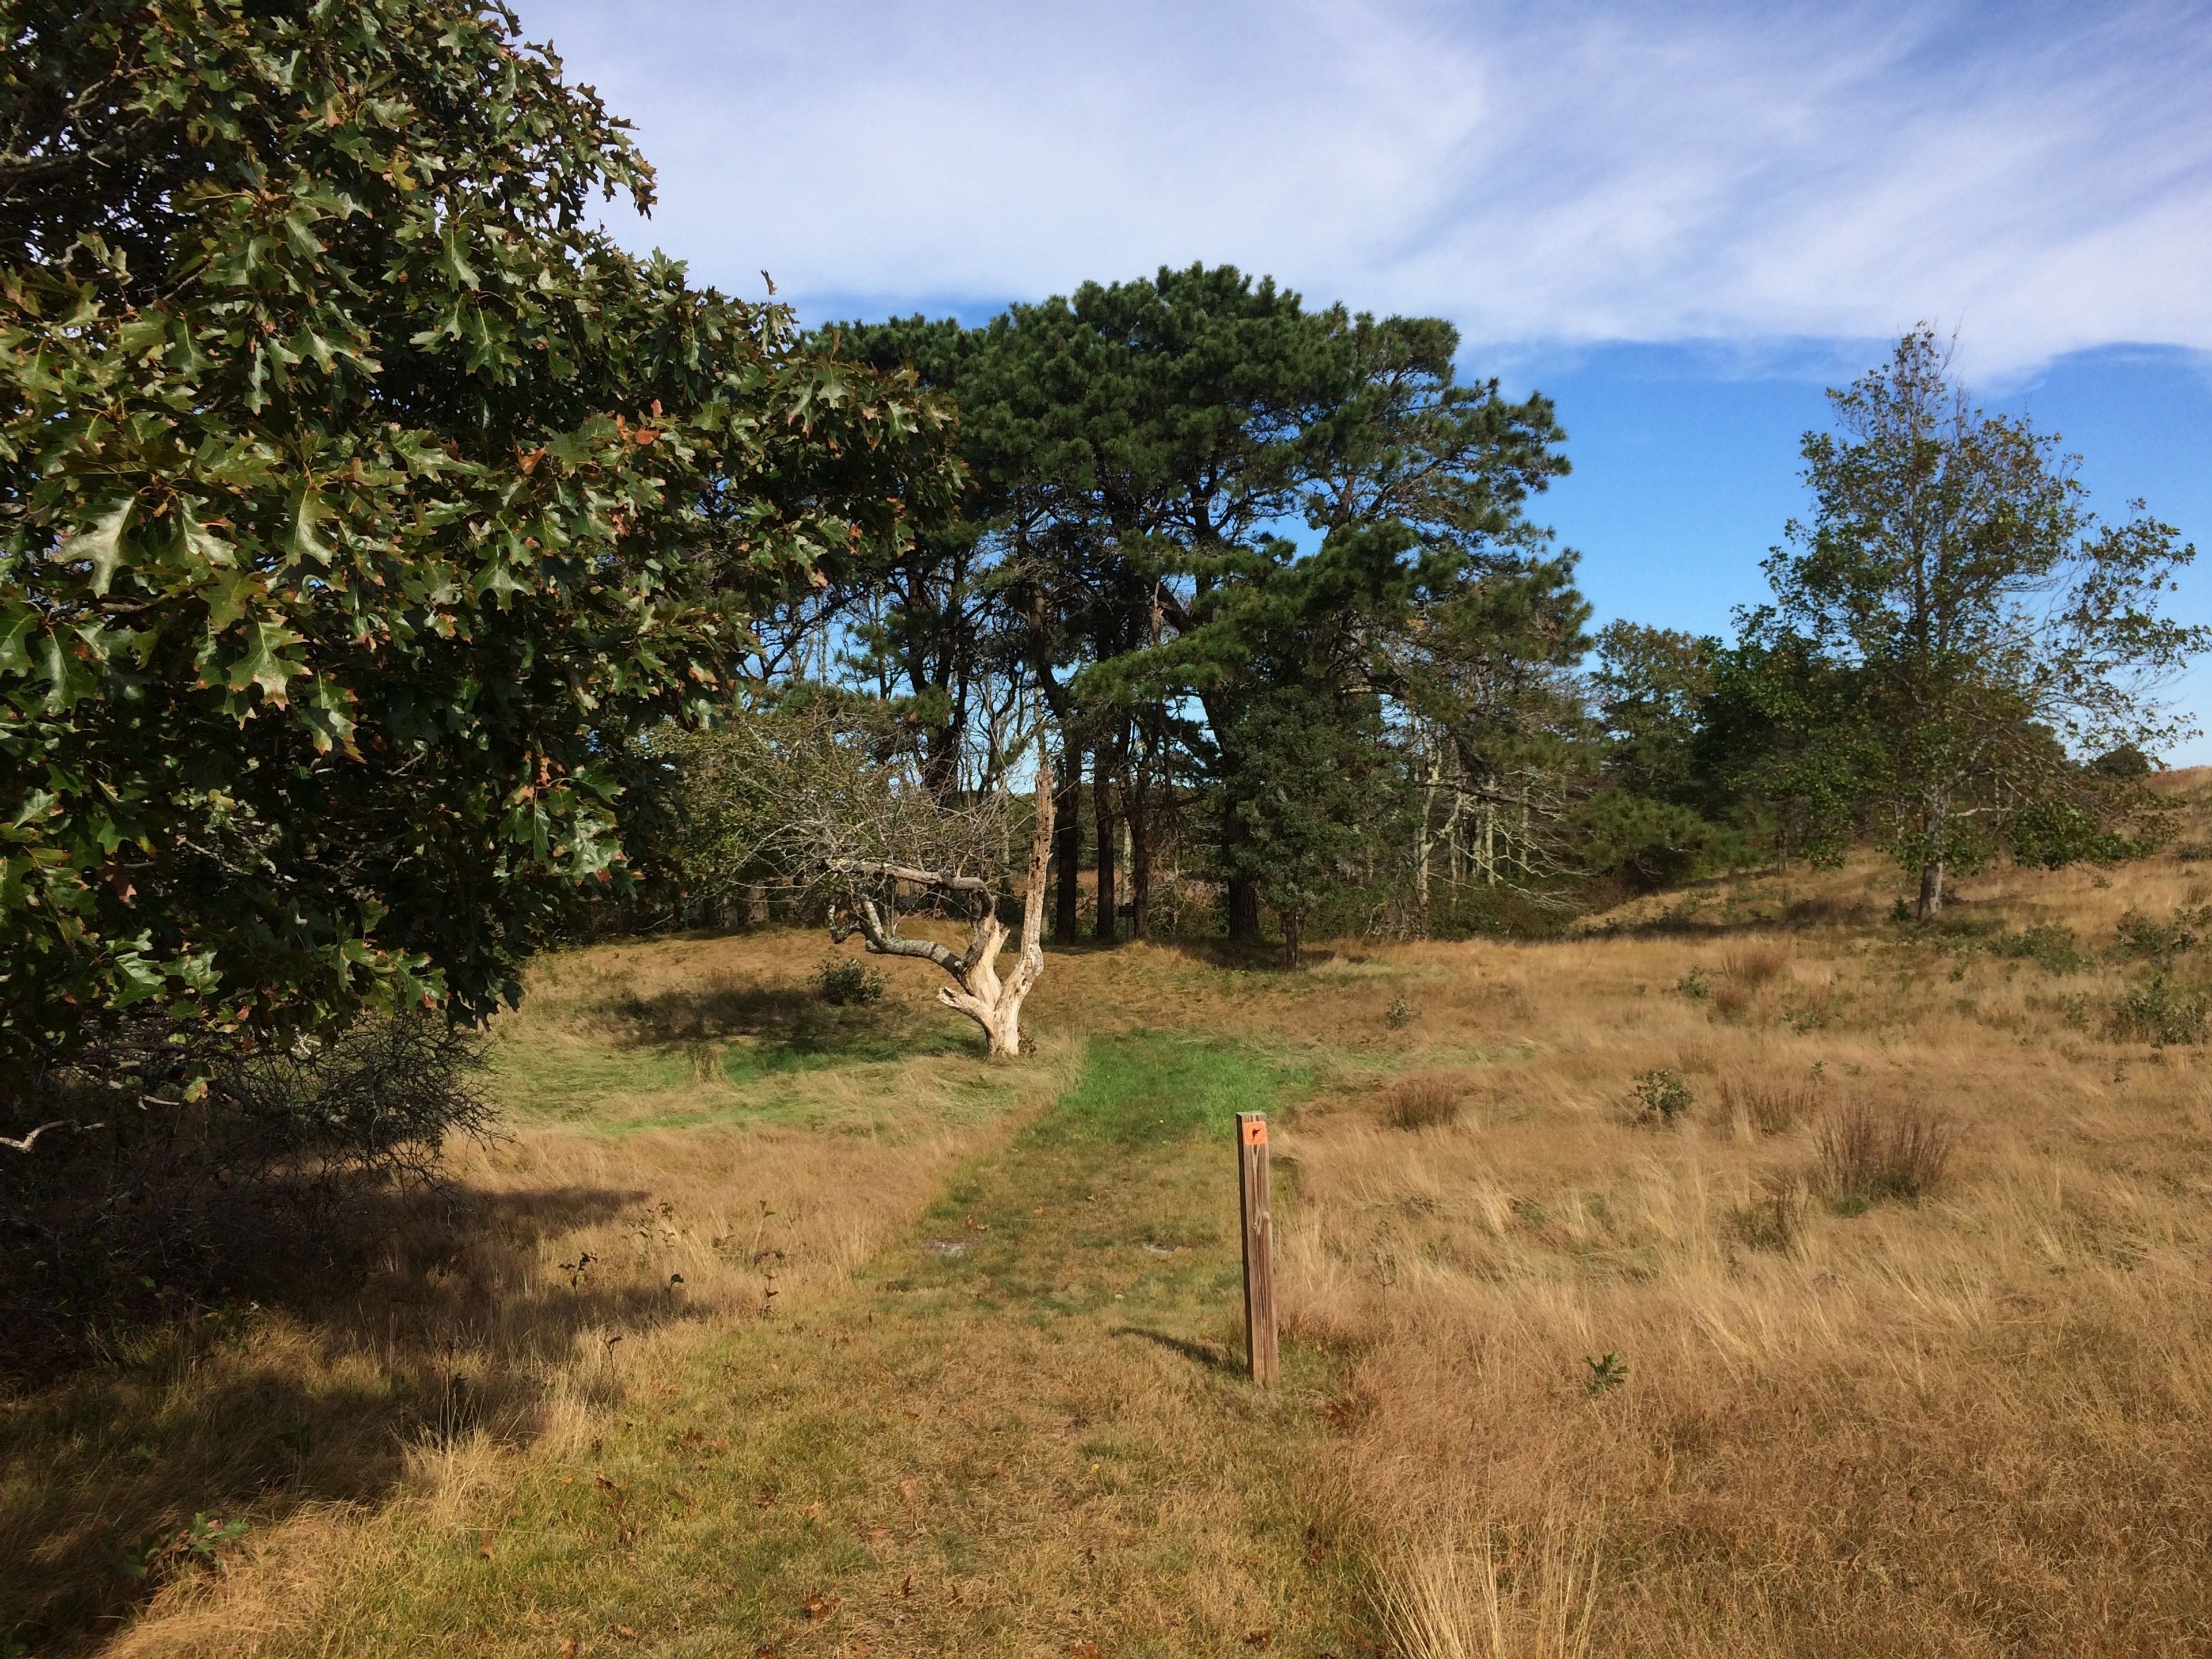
(665, 702, 1056, 1058)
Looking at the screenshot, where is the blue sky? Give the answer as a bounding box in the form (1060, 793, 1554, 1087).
(516, 0, 2212, 756)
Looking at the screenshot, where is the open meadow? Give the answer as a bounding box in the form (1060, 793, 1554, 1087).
(12, 793, 2212, 1657)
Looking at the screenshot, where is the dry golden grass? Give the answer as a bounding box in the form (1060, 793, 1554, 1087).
(1719, 1074, 1815, 1135)
(18, 823, 2212, 1655)
(1281, 844, 2212, 1655)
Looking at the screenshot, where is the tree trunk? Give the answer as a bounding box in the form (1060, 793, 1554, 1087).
(1223, 798, 1260, 943)
(1053, 741, 1083, 945)
(1128, 770, 1152, 941)
(1282, 908, 1303, 969)
(1916, 792, 1949, 921)
(1094, 766, 1118, 946)
(1917, 858, 1945, 920)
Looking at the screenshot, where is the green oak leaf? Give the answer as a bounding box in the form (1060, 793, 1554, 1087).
(68, 498, 135, 596)
(224, 615, 307, 703)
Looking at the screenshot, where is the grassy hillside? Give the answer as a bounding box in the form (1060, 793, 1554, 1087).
(12, 806, 2212, 1656)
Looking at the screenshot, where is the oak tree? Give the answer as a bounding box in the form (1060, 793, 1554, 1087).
(0, 0, 956, 1081)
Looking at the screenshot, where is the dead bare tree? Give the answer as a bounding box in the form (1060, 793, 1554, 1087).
(825, 759, 1054, 1058)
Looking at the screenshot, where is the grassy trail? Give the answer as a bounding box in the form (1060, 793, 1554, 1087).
(268, 1036, 1371, 1658)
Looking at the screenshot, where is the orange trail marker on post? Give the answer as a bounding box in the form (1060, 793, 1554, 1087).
(1237, 1111, 1278, 1385)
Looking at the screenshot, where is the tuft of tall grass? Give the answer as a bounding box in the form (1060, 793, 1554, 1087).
(1728, 1173, 1809, 1253)
(1814, 1102, 1957, 1203)
(1720, 945, 1787, 987)
(1376, 1526, 1596, 1659)
(1719, 1077, 1815, 1136)
(1384, 1074, 1467, 1131)
(1709, 980, 1752, 1018)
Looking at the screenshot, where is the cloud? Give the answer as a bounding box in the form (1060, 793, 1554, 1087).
(516, 0, 2212, 374)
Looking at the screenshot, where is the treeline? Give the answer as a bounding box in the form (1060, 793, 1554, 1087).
(639, 315, 2202, 960)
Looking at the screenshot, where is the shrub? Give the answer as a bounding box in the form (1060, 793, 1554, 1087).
(1675, 968, 1710, 1001)
(2108, 977, 2208, 1046)
(1584, 1351, 1630, 1395)
(2, 1012, 493, 1378)
(1996, 923, 2083, 974)
(2113, 909, 2203, 965)
(1631, 1069, 1694, 1125)
(816, 955, 887, 1006)
(1719, 1079, 1813, 1135)
(2173, 842, 2212, 863)
(1383, 1075, 1464, 1131)
(1814, 1103, 1956, 1204)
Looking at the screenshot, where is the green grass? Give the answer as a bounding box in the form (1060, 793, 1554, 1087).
(486, 994, 990, 1134)
(873, 1034, 1327, 1347)
(260, 1034, 1370, 1658)
(485, 1041, 704, 1121)
(1031, 1033, 1316, 1147)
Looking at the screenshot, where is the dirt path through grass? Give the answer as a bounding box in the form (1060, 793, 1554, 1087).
(185, 1035, 1370, 1659)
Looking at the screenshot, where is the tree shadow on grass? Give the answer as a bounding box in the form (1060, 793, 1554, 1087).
(1145, 938, 1337, 973)
(594, 982, 976, 1069)
(1593, 893, 1889, 938)
(0, 1179, 719, 1656)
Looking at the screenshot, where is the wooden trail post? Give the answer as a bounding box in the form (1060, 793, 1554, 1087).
(1237, 1111, 1278, 1385)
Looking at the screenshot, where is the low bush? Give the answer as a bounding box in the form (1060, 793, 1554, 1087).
(816, 953, 888, 1006)
(1, 1012, 492, 1378)
(2108, 977, 2209, 1046)
(1995, 923, 2084, 974)
(1813, 1102, 1956, 1204)
(1631, 1069, 1694, 1125)
(2113, 908, 2205, 965)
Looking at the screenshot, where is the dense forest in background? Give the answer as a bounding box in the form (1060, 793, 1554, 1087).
(1, 0, 2202, 1356)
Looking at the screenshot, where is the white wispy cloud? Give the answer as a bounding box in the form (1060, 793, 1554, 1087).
(515, 0, 2212, 374)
